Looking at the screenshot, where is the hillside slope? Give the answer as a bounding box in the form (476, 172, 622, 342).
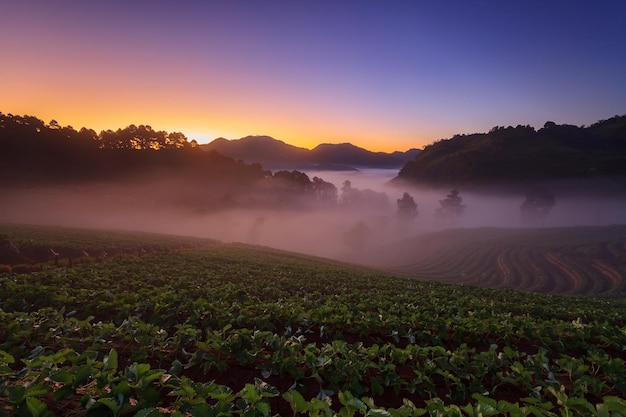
(1, 223, 626, 415)
(367, 225, 626, 294)
(0, 113, 266, 187)
(394, 115, 626, 192)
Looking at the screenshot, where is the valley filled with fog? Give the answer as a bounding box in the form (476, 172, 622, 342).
(2, 168, 626, 266)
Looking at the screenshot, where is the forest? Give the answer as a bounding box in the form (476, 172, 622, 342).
(395, 115, 626, 192)
(0, 113, 365, 212)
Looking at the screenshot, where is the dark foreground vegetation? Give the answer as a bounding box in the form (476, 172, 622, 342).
(1, 224, 626, 416)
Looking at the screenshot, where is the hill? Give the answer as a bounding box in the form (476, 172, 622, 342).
(394, 115, 626, 192)
(201, 136, 312, 169)
(0, 113, 344, 213)
(1, 223, 625, 415)
(310, 142, 418, 169)
(201, 135, 419, 170)
(365, 225, 626, 295)
(0, 113, 265, 188)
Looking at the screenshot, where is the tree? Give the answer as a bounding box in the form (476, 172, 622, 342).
(78, 127, 98, 142)
(339, 180, 388, 209)
(165, 131, 190, 149)
(273, 170, 311, 193)
(435, 189, 466, 226)
(520, 186, 555, 226)
(93, 124, 190, 150)
(311, 177, 338, 204)
(396, 192, 418, 222)
(340, 180, 357, 206)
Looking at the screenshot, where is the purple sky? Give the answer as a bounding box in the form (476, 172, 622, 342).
(2, 0, 625, 151)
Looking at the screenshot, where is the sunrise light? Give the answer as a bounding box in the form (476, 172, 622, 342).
(2, 1, 625, 152)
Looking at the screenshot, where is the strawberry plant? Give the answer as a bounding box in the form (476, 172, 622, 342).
(1, 224, 625, 416)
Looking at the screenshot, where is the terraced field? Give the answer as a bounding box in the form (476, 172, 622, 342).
(370, 226, 626, 295)
(2, 223, 626, 416)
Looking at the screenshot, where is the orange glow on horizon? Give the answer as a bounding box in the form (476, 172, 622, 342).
(1, 48, 433, 153)
(2, 97, 433, 153)
(2, 1, 625, 158)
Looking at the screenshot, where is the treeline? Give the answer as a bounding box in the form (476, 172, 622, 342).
(396, 115, 626, 190)
(0, 113, 233, 185)
(0, 113, 391, 211)
(0, 113, 198, 150)
(0, 113, 301, 190)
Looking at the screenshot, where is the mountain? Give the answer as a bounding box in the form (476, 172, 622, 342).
(200, 136, 419, 170)
(310, 143, 413, 168)
(202, 136, 311, 168)
(391, 148, 421, 161)
(393, 115, 626, 193)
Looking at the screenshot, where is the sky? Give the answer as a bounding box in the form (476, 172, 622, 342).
(1, 1, 625, 152)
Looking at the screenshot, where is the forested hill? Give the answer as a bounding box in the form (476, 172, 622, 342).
(394, 115, 626, 191)
(0, 113, 347, 212)
(0, 113, 266, 187)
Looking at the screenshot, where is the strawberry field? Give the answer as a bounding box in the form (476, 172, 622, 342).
(1, 224, 626, 416)
(373, 226, 626, 295)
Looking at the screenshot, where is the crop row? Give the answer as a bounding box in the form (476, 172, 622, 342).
(2, 225, 626, 416)
(2, 250, 625, 337)
(390, 241, 625, 295)
(370, 226, 626, 295)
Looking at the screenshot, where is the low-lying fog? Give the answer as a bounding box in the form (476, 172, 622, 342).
(2, 169, 626, 263)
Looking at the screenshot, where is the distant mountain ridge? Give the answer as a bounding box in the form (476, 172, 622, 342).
(200, 135, 420, 170)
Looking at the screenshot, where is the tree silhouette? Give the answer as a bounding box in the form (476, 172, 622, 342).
(311, 176, 338, 203)
(340, 180, 356, 205)
(396, 192, 418, 222)
(520, 186, 556, 226)
(94, 124, 191, 150)
(273, 170, 312, 193)
(435, 189, 466, 226)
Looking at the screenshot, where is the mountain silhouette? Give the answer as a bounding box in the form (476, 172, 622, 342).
(201, 136, 419, 170)
(201, 136, 310, 169)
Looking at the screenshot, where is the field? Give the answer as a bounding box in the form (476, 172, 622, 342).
(1, 223, 626, 416)
(370, 226, 626, 295)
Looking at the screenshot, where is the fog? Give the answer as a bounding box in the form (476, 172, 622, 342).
(305, 169, 398, 194)
(2, 169, 626, 265)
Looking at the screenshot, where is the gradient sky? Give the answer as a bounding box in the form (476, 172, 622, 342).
(2, 1, 625, 152)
